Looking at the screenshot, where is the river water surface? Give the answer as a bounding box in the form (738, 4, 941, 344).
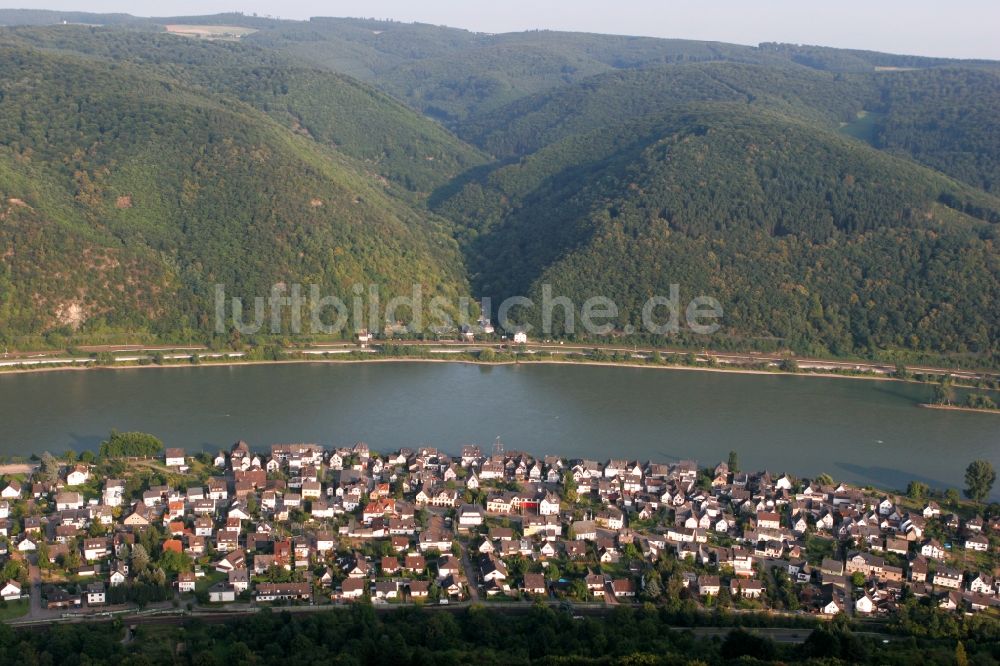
(0, 362, 996, 496)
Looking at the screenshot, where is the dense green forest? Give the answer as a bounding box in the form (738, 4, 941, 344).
(243, 17, 787, 122)
(0, 39, 470, 342)
(872, 68, 1000, 193)
(454, 63, 876, 157)
(436, 107, 1000, 357)
(0, 13, 998, 366)
(453, 63, 1000, 196)
(0, 27, 487, 193)
(1, 603, 997, 665)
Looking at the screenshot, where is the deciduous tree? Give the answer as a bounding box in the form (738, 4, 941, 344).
(965, 460, 996, 502)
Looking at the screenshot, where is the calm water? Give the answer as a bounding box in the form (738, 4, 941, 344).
(0, 362, 997, 496)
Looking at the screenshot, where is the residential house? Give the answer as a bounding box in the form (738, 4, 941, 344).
(0, 580, 21, 601)
(611, 579, 636, 598)
(164, 448, 186, 468)
(698, 575, 721, 597)
(457, 504, 484, 528)
(56, 492, 84, 511)
(177, 572, 196, 593)
(730, 579, 766, 599)
(855, 593, 875, 615)
(255, 582, 311, 602)
(933, 568, 963, 590)
(209, 583, 236, 603)
(0, 482, 21, 499)
(86, 582, 106, 606)
(66, 465, 90, 486)
(341, 578, 366, 600)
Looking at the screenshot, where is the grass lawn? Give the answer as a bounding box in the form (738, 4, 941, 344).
(838, 110, 883, 145)
(195, 570, 226, 594)
(0, 599, 30, 621)
(805, 534, 837, 565)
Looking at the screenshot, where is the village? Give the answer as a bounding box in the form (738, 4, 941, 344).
(0, 438, 997, 624)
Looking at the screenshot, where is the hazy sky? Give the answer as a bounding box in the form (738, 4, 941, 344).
(17, 0, 1000, 59)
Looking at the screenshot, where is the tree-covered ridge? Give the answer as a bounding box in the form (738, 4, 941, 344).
(2, 11, 997, 129)
(757, 41, 1000, 72)
(237, 15, 1000, 128)
(245, 19, 796, 123)
(455, 62, 876, 157)
(243, 16, 775, 75)
(0, 8, 154, 27)
(437, 107, 1000, 358)
(199, 17, 1000, 199)
(870, 68, 1000, 193)
(0, 43, 470, 341)
(0, 26, 488, 193)
(453, 63, 1000, 199)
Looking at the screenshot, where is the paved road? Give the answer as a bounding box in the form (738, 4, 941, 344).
(459, 543, 480, 602)
(602, 581, 619, 605)
(27, 561, 41, 620)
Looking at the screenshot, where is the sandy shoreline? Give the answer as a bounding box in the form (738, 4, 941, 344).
(0, 463, 38, 474)
(918, 403, 1000, 415)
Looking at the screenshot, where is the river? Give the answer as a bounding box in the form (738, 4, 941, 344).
(0, 362, 996, 496)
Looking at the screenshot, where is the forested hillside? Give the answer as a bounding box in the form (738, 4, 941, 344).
(0, 41, 470, 342)
(871, 68, 1000, 193)
(453, 63, 876, 157)
(453, 64, 1000, 196)
(0, 27, 487, 193)
(243, 17, 786, 122)
(0, 12, 998, 365)
(436, 107, 1000, 358)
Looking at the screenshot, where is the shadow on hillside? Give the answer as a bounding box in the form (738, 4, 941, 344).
(427, 160, 513, 210)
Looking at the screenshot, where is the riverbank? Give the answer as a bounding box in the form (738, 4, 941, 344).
(0, 352, 911, 384)
(0, 349, 993, 395)
(3, 340, 997, 384)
